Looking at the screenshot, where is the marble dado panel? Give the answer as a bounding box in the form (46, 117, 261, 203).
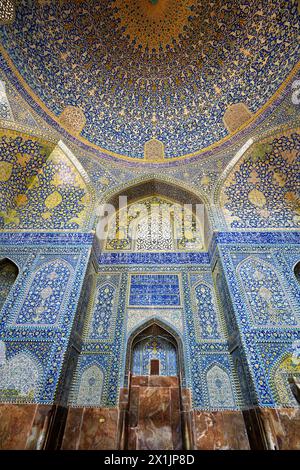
(0, 403, 53, 450)
(0, 403, 299, 450)
(126, 376, 182, 451)
(192, 410, 250, 450)
(61, 407, 119, 450)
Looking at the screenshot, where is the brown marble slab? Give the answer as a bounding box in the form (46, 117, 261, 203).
(128, 386, 139, 428)
(131, 376, 148, 387)
(137, 422, 173, 450)
(78, 408, 119, 450)
(138, 387, 170, 419)
(258, 407, 300, 450)
(222, 410, 250, 450)
(62, 407, 119, 450)
(193, 410, 250, 450)
(137, 387, 173, 450)
(25, 404, 53, 450)
(61, 407, 84, 450)
(0, 404, 36, 449)
(170, 386, 182, 449)
(125, 376, 185, 450)
(148, 375, 179, 388)
(8, 402, 299, 450)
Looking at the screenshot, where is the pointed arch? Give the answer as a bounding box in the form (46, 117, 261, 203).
(214, 125, 300, 203)
(0, 257, 19, 312)
(127, 312, 183, 338)
(0, 255, 20, 271)
(124, 318, 186, 387)
(206, 363, 235, 408)
(0, 132, 96, 231)
(76, 363, 104, 406)
(99, 175, 210, 207)
(214, 128, 300, 230)
(0, 348, 42, 402)
(43, 142, 96, 230)
(57, 140, 94, 194)
(98, 177, 210, 251)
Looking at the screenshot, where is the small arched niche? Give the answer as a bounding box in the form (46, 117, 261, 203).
(0, 258, 18, 311)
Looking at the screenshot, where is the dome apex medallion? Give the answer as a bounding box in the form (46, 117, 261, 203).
(112, 0, 195, 53)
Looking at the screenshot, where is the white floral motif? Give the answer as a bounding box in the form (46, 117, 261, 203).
(0, 341, 40, 400)
(207, 365, 235, 408)
(76, 365, 103, 406)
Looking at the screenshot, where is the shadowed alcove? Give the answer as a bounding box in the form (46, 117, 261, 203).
(294, 262, 300, 284)
(121, 320, 188, 450)
(124, 319, 186, 387)
(0, 258, 19, 312)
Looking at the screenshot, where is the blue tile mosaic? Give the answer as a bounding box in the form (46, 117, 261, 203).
(129, 274, 180, 306)
(0, 1, 299, 159)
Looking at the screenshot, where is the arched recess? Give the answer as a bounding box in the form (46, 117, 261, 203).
(97, 176, 211, 251)
(106, 194, 204, 252)
(132, 335, 178, 376)
(0, 342, 42, 402)
(123, 319, 189, 451)
(0, 257, 19, 312)
(124, 319, 186, 387)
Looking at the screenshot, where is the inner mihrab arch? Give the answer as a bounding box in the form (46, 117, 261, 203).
(122, 320, 188, 451)
(124, 319, 186, 386)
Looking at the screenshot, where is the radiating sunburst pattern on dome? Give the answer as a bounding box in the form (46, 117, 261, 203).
(0, 0, 299, 160)
(112, 0, 195, 53)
